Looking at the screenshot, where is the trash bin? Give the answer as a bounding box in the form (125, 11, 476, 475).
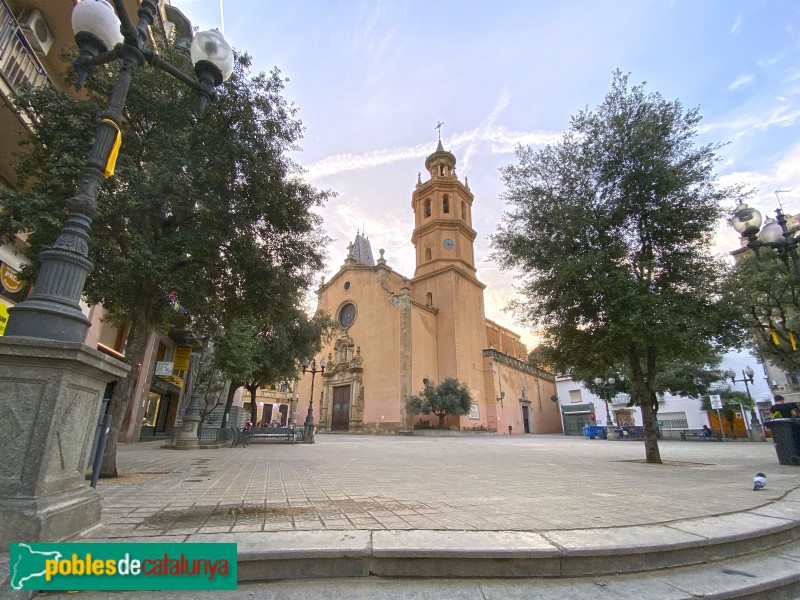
(763, 419, 800, 466)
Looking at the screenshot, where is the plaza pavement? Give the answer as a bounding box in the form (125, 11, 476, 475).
(9, 433, 800, 599)
(80, 433, 799, 537)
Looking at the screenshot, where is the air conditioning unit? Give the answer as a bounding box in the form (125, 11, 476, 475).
(18, 9, 53, 56)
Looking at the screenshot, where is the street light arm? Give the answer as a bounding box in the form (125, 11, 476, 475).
(144, 50, 219, 103)
(110, 0, 138, 44)
(76, 45, 124, 71)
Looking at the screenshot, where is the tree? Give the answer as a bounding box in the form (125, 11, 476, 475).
(407, 377, 473, 429)
(240, 309, 335, 425)
(210, 319, 262, 429)
(491, 71, 746, 463)
(0, 50, 329, 476)
(726, 250, 800, 371)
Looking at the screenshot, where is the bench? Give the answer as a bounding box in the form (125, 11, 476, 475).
(247, 426, 299, 443)
(680, 429, 722, 441)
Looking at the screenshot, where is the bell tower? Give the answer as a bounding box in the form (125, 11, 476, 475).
(411, 140, 477, 279)
(410, 139, 486, 388)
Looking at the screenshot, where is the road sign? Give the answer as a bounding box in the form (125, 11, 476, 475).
(710, 395, 723, 410)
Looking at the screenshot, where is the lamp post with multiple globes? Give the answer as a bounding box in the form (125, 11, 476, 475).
(301, 357, 327, 443)
(5, 0, 234, 341)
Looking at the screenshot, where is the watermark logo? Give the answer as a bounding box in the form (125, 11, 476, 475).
(9, 543, 237, 590)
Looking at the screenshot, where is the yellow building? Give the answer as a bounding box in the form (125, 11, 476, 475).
(298, 142, 562, 435)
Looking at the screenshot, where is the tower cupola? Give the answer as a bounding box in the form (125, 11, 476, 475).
(425, 139, 457, 179)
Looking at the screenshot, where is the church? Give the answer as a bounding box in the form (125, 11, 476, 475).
(297, 141, 562, 435)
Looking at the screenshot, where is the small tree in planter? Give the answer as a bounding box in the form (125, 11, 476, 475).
(408, 377, 473, 429)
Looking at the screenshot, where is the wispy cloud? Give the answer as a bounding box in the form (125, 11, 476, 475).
(730, 12, 743, 35)
(303, 123, 560, 181)
(461, 88, 512, 172)
(700, 104, 800, 138)
(728, 73, 754, 90)
(758, 52, 784, 68)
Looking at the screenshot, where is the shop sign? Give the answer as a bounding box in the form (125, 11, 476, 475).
(0, 301, 9, 336)
(1, 263, 22, 293)
(155, 361, 174, 376)
(173, 346, 192, 371)
(158, 375, 184, 389)
(0, 262, 27, 302)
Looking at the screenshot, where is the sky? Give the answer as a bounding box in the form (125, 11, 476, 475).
(169, 0, 799, 398)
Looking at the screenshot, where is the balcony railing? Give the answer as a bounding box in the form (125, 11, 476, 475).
(0, 0, 48, 96)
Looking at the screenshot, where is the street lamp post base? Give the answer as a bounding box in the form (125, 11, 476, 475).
(0, 337, 129, 546)
(750, 422, 766, 442)
(304, 422, 315, 444)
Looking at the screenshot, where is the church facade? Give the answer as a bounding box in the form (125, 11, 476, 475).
(298, 142, 562, 435)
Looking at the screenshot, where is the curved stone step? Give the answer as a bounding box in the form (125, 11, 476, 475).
(182, 490, 800, 581)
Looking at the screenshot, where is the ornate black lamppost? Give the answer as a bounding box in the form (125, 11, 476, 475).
(301, 357, 327, 443)
(594, 373, 622, 436)
(5, 0, 234, 341)
(0, 0, 233, 545)
(723, 365, 765, 441)
(730, 203, 800, 279)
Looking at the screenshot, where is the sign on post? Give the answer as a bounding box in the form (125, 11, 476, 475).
(709, 394, 726, 440)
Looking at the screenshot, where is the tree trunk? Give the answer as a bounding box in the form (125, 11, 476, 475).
(221, 380, 241, 428)
(639, 393, 662, 463)
(100, 305, 151, 478)
(629, 344, 662, 464)
(436, 411, 447, 429)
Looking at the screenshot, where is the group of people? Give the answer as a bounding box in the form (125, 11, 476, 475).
(243, 418, 287, 431)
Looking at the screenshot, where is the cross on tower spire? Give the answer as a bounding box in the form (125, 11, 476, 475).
(435, 121, 444, 141)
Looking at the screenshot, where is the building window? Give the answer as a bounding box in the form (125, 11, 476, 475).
(657, 411, 688, 430)
(425, 248, 432, 261)
(443, 195, 449, 213)
(461, 201, 467, 220)
(786, 372, 800, 386)
(338, 302, 357, 328)
(426, 292, 433, 306)
(424, 198, 431, 218)
(344, 281, 350, 290)
(569, 389, 582, 403)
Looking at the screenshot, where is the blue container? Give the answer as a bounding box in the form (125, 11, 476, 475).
(583, 425, 607, 440)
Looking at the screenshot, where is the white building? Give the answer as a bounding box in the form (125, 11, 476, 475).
(555, 350, 773, 437)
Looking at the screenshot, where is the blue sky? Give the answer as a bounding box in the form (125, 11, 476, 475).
(171, 1, 798, 394)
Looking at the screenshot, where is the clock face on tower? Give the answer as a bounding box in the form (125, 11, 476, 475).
(442, 238, 454, 250)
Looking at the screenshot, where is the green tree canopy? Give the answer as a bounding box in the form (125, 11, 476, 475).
(407, 377, 473, 429)
(491, 71, 746, 463)
(0, 50, 329, 475)
(726, 250, 800, 371)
